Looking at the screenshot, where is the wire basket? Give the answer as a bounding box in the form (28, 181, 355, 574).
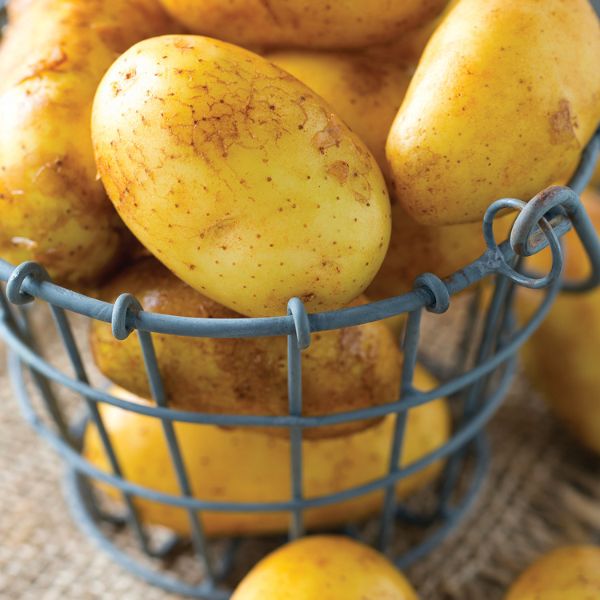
(2, 4, 600, 597)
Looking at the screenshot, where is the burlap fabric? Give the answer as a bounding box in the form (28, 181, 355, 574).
(1, 298, 599, 600)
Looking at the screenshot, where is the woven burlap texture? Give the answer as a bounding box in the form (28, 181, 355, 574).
(0, 303, 599, 600)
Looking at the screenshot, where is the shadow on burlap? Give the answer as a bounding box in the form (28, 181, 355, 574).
(0, 298, 598, 600)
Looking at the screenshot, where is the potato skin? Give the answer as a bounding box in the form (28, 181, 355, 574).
(92, 35, 390, 317)
(0, 0, 177, 288)
(505, 546, 600, 600)
(266, 50, 414, 183)
(518, 189, 600, 455)
(369, 211, 514, 298)
(232, 536, 419, 600)
(386, 0, 600, 226)
(267, 48, 512, 298)
(91, 257, 401, 439)
(84, 382, 450, 537)
(157, 0, 448, 50)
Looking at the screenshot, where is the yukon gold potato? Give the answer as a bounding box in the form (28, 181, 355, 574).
(387, 0, 600, 226)
(92, 35, 391, 317)
(267, 48, 513, 298)
(157, 0, 448, 50)
(232, 536, 419, 600)
(518, 189, 600, 455)
(505, 546, 600, 600)
(0, 0, 176, 287)
(91, 258, 401, 439)
(85, 380, 451, 537)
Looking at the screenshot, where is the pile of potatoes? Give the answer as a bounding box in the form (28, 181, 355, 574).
(1, 0, 600, 597)
(3, 0, 599, 302)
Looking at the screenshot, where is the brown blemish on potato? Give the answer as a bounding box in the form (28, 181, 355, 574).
(197, 116, 241, 158)
(312, 114, 344, 154)
(299, 292, 315, 304)
(326, 160, 349, 184)
(199, 217, 238, 240)
(354, 192, 368, 205)
(173, 38, 196, 50)
(17, 45, 68, 84)
(549, 98, 579, 145)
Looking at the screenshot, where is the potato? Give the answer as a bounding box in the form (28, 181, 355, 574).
(92, 35, 391, 317)
(157, 0, 448, 50)
(85, 380, 450, 537)
(0, 0, 176, 288)
(232, 536, 419, 600)
(386, 0, 600, 226)
(90, 257, 401, 439)
(518, 188, 600, 455)
(267, 48, 513, 298)
(505, 546, 600, 600)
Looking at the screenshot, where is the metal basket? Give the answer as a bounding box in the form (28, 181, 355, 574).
(3, 5, 600, 597)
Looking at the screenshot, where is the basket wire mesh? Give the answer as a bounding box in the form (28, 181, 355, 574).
(2, 3, 600, 597)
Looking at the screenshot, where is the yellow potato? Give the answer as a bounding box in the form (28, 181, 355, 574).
(518, 188, 600, 455)
(505, 546, 600, 600)
(267, 48, 513, 298)
(84, 379, 451, 537)
(0, 0, 176, 288)
(387, 0, 600, 226)
(92, 35, 391, 317)
(157, 0, 448, 50)
(91, 257, 401, 439)
(232, 536, 419, 600)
